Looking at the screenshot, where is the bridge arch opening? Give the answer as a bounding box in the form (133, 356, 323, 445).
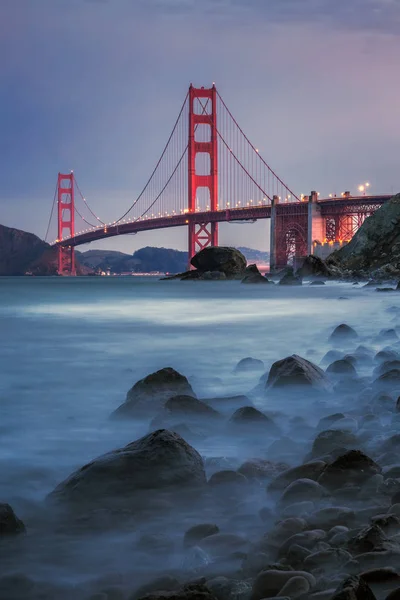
(195, 152, 211, 176)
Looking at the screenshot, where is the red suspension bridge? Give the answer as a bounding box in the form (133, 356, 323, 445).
(47, 85, 392, 275)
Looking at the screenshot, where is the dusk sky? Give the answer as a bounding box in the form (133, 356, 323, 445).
(1, 0, 400, 252)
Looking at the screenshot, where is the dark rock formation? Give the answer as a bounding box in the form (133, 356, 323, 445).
(191, 246, 246, 277)
(113, 368, 196, 418)
(234, 357, 265, 373)
(0, 503, 26, 536)
(229, 406, 275, 427)
(327, 193, 400, 277)
(278, 266, 302, 286)
(164, 395, 219, 418)
(266, 354, 331, 391)
(330, 324, 358, 342)
(311, 430, 359, 459)
(241, 264, 270, 284)
(48, 429, 206, 510)
(327, 359, 357, 375)
(296, 254, 332, 279)
(330, 575, 377, 600)
(318, 450, 381, 489)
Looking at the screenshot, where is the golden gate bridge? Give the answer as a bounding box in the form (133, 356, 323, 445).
(45, 85, 392, 275)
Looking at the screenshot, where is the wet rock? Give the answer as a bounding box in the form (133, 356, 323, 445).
(184, 524, 220, 548)
(266, 354, 331, 391)
(379, 434, 400, 454)
(330, 324, 358, 342)
(310, 430, 359, 459)
(379, 328, 399, 342)
(134, 582, 217, 600)
(279, 267, 302, 286)
(304, 548, 352, 571)
(317, 413, 346, 430)
(308, 507, 356, 530)
(199, 532, 248, 557)
(360, 567, 400, 584)
(265, 517, 308, 548)
(386, 588, 400, 600)
(251, 569, 316, 600)
(321, 350, 343, 365)
(234, 357, 265, 373)
(330, 575, 376, 600)
(318, 450, 381, 489)
(238, 459, 288, 481)
(241, 264, 270, 284)
(48, 429, 206, 511)
(229, 406, 277, 430)
(280, 478, 328, 506)
(164, 395, 220, 419)
(347, 524, 394, 554)
(326, 360, 357, 376)
(277, 575, 310, 597)
(297, 255, 332, 279)
(277, 529, 327, 557)
(310, 280, 326, 285)
(202, 271, 227, 280)
(267, 461, 327, 492)
(0, 503, 25, 536)
(191, 246, 246, 277)
(113, 368, 196, 418)
(375, 349, 400, 363)
(374, 369, 400, 389)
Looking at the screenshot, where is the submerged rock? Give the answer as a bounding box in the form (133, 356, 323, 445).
(48, 429, 206, 511)
(164, 395, 220, 419)
(279, 266, 302, 286)
(112, 368, 196, 418)
(318, 450, 381, 489)
(241, 264, 270, 284)
(0, 503, 25, 536)
(234, 357, 265, 373)
(183, 523, 220, 548)
(329, 324, 358, 342)
(266, 354, 331, 391)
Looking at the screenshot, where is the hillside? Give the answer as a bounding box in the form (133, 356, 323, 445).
(78, 246, 188, 274)
(327, 193, 400, 277)
(0, 223, 89, 276)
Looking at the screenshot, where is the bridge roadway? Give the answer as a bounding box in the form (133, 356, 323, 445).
(56, 194, 393, 248)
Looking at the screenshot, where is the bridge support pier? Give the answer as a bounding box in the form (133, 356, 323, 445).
(308, 190, 324, 254)
(269, 195, 279, 272)
(57, 172, 76, 276)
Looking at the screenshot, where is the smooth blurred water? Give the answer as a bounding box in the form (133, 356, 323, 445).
(0, 276, 398, 511)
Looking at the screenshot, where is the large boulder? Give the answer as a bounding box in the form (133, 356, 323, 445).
(296, 255, 332, 279)
(318, 450, 381, 489)
(190, 247, 246, 277)
(48, 429, 206, 510)
(266, 354, 331, 391)
(112, 368, 196, 418)
(330, 575, 376, 600)
(0, 504, 25, 536)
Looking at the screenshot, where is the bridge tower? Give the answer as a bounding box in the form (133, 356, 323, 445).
(188, 84, 218, 262)
(57, 172, 76, 276)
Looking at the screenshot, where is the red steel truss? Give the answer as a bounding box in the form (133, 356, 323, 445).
(57, 173, 76, 276)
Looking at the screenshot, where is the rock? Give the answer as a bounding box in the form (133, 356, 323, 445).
(164, 395, 220, 419)
(113, 368, 196, 418)
(321, 350, 343, 365)
(374, 369, 400, 389)
(330, 575, 377, 600)
(202, 271, 227, 280)
(360, 567, 400, 584)
(317, 413, 346, 430)
(279, 266, 302, 286)
(234, 357, 265, 373)
(386, 588, 400, 600)
(308, 507, 356, 530)
(311, 430, 359, 459)
(297, 255, 332, 279)
(229, 406, 277, 430)
(327, 360, 357, 376)
(238, 459, 288, 481)
(241, 264, 270, 284)
(133, 582, 218, 600)
(191, 246, 246, 277)
(348, 524, 397, 555)
(183, 524, 220, 548)
(266, 354, 331, 391)
(375, 349, 400, 363)
(280, 478, 328, 506)
(251, 569, 315, 600)
(48, 429, 206, 510)
(208, 470, 248, 488)
(379, 328, 399, 342)
(277, 576, 310, 597)
(199, 532, 248, 557)
(329, 324, 358, 342)
(268, 461, 327, 492)
(318, 450, 381, 489)
(0, 503, 25, 536)
(310, 280, 326, 285)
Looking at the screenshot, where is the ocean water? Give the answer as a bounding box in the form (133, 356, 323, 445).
(0, 276, 399, 593)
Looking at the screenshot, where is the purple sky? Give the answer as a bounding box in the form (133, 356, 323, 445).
(1, 0, 399, 252)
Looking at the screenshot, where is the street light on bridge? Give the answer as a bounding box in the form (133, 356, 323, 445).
(358, 182, 370, 196)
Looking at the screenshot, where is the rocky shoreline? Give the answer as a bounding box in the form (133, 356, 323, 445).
(3, 317, 400, 599)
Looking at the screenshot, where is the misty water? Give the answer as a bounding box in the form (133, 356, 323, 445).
(1, 277, 400, 599)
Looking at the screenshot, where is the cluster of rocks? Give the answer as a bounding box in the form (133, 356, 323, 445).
(5, 319, 400, 599)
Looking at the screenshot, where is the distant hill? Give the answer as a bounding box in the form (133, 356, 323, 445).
(0, 223, 90, 275)
(237, 247, 270, 263)
(78, 246, 188, 274)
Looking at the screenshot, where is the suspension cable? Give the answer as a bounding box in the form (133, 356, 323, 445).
(217, 91, 300, 200)
(74, 177, 105, 225)
(44, 181, 58, 242)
